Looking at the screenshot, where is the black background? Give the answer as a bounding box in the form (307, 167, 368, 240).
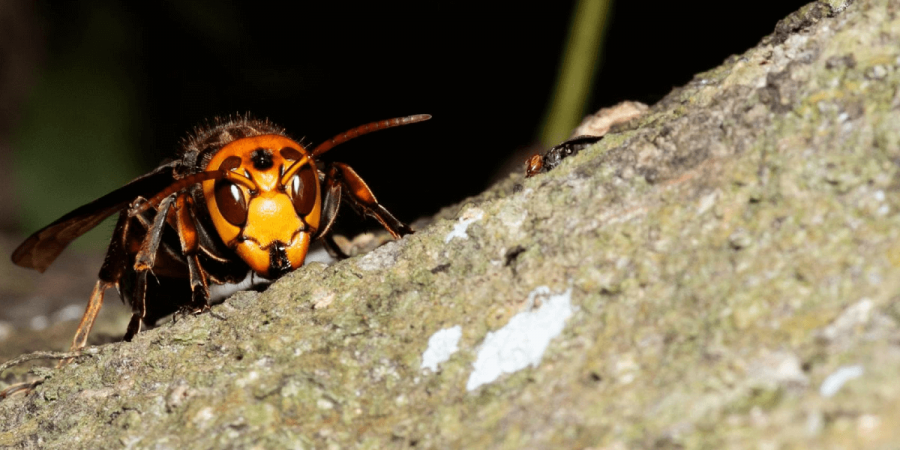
(11, 1, 809, 231)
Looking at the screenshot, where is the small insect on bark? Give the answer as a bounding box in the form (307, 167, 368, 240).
(10, 114, 430, 352)
(524, 101, 648, 178)
(524, 135, 603, 178)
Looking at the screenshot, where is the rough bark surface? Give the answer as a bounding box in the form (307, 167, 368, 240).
(3, 0, 900, 448)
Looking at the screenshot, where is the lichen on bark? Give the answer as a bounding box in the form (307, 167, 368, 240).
(3, 0, 900, 448)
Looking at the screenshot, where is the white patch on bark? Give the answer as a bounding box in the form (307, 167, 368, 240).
(820, 365, 864, 398)
(466, 287, 573, 391)
(697, 191, 718, 215)
(444, 208, 484, 243)
(421, 325, 463, 372)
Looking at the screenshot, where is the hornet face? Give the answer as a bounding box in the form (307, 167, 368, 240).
(203, 135, 321, 278)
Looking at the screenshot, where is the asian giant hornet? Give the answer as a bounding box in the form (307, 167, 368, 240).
(10, 113, 430, 353)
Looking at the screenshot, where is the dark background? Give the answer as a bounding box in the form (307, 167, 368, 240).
(0, 0, 810, 329)
(4, 1, 808, 233)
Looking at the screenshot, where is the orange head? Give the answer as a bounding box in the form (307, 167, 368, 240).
(202, 135, 321, 279)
